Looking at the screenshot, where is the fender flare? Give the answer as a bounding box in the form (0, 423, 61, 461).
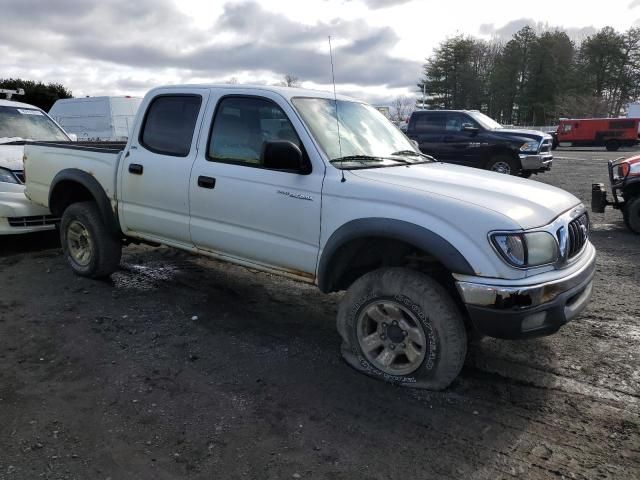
(316, 218, 475, 293)
(49, 168, 121, 238)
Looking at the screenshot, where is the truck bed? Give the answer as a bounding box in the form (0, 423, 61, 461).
(24, 141, 125, 210)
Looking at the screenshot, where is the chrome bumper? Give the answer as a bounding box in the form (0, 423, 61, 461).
(519, 153, 553, 171)
(455, 245, 596, 338)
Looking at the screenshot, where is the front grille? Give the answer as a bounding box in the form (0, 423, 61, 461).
(567, 213, 589, 258)
(540, 138, 552, 153)
(7, 215, 58, 227)
(12, 170, 25, 184)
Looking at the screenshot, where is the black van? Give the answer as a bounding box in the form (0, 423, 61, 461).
(406, 110, 553, 177)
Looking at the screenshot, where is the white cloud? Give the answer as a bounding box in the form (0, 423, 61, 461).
(1, 0, 637, 105)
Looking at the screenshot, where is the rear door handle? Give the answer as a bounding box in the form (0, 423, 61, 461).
(197, 176, 216, 189)
(128, 163, 143, 175)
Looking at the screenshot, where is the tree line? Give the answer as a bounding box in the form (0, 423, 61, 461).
(418, 26, 640, 125)
(0, 79, 72, 111)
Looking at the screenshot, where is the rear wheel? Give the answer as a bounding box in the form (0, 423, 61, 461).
(624, 196, 640, 234)
(487, 155, 519, 175)
(605, 139, 620, 152)
(60, 201, 122, 278)
(336, 267, 467, 390)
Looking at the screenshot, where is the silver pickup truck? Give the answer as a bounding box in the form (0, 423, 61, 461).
(24, 84, 596, 390)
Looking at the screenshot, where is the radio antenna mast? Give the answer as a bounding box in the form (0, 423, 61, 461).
(328, 36, 346, 183)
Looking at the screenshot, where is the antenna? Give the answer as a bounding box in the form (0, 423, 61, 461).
(328, 36, 346, 183)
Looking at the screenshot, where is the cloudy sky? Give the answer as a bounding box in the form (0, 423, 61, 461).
(1, 0, 639, 107)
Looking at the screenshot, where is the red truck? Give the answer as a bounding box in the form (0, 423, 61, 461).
(554, 118, 640, 151)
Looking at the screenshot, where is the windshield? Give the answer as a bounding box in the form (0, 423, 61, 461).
(467, 111, 503, 130)
(0, 106, 69, 142)
(292, 97, 421, 168)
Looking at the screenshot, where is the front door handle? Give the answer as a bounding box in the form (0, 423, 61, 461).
(197, 176, 216, 189)
(129, 163, 143, 175)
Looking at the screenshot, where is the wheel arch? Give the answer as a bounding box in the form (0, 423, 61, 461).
(316, 218, 475, 293)
(49, 169, 121, 238)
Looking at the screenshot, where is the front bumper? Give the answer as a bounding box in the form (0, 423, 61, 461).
(455, 243, 596, 339)
(0, 183, 57, 235)
(519, 153, 553, 172)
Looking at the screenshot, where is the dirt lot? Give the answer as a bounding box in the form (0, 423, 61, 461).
(1, 148, 639, 480)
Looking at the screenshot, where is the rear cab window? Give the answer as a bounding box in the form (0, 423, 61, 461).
(139, 95, 202, 156)
(411, 112, 445, 132)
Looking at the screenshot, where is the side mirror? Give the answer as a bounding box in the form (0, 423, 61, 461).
(68, 133, 78, 142)
(462, 124, 479, 133)
(261, 141, 306, 172)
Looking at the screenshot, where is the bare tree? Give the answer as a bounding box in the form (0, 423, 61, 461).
(278, 74, 300, 87)
(391, 95, 415, 123)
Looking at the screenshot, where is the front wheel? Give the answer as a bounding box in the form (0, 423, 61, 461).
(60, 201, 122, 278)
(336, 268, 467, 390)
(624, 196, 640, 234)
(487, 155, 519, 175)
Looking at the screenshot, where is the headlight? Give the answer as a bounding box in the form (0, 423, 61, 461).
(491, 231, 558, 268)
(520, 141, 540, 153)
(0, 167, 19, 184)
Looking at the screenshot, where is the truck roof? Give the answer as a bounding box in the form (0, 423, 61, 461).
(559, 117, 640, 122)
(52, 96, 142, 104)
(147, 84, 359, 103)
(0, 98, 44, 110)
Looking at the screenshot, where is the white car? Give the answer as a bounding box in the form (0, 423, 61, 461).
(0, 98, 71, 234)
(24, 84, 595, 390)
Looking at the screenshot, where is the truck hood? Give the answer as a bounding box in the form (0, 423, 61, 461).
(351, 162, 580, 230)
(493, 128, 551, 141)
(0, 144, 25, 170)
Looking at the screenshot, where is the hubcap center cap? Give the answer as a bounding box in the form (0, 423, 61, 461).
(386, 324, 405, 343)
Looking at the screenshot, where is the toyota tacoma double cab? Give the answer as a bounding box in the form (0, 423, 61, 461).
(24, 85, 595, 390)
(406, 109, 553, 177)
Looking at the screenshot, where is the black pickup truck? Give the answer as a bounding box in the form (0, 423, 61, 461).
(405, 110, 553, 177)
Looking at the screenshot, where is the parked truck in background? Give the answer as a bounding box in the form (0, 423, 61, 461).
(23, 84, 595, 390)
(49, 96, 142, 142)
(555, 117, 640, 151)
(405, 110, 553, 177)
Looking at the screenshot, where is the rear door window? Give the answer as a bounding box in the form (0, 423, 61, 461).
(412, 112, 444, 132)
(140, 95, 202, 156)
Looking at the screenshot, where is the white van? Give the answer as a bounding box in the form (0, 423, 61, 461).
(49, 96, 142, 141)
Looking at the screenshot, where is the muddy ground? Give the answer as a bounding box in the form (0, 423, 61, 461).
(0, 148, 638, 479)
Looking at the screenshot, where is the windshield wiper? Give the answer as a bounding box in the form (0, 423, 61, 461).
(390, 150, 437, 162)
(329, 155, 385, 164)
(0, 137, 28, 145)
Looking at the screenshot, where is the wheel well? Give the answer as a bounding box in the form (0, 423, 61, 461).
(322, 236, 465, 310)
(49, 180, 95, 217)
(485, 148, 519, 168)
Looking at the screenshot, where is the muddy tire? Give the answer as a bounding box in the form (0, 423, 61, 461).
(487, 155, 519, 175)
(624, 196, 640, 234)
(336, 267, 467, 391)
(60, 201, 122, 278)
(605, 139, 620, 152)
